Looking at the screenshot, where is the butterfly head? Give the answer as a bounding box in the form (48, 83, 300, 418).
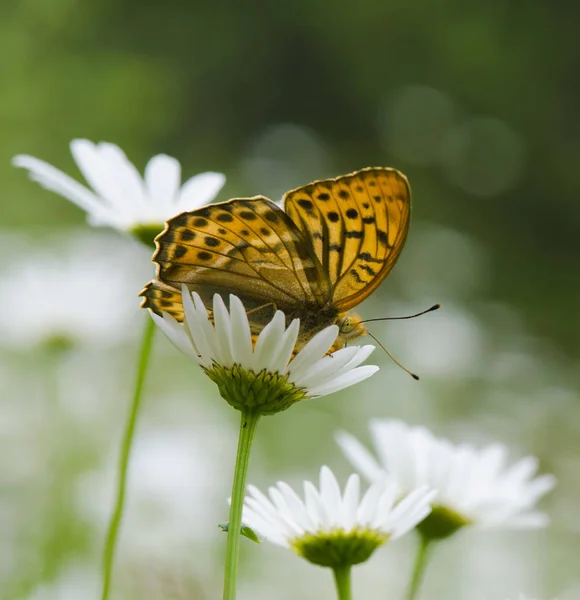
(336, 313, 367, 346)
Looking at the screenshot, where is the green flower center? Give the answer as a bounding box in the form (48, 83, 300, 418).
(130, 223, 165, 248)
(204, 363, 308, 415)
(291, 528, 389, 568)
(417, 505, 471, 541)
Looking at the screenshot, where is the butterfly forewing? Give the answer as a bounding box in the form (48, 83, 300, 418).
(284, 167, 411, 312)
(143, 197, 330, 317)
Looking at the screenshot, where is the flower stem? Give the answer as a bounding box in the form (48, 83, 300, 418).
(100, 316, 156, 600)
(405, 535, 433, 600)
(223, 410, 261, 600)
(332, 565, 352, 600)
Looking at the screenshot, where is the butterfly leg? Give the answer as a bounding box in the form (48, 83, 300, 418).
(245, 302, 278, 317)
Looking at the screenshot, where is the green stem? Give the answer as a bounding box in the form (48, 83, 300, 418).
(332, 564, 352, 600)
(100, 316, 156, 600)
(223, 410, 261, 600)
(405, 535, 433, 600)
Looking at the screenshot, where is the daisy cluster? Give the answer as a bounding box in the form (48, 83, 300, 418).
(11, 139, 560, 600)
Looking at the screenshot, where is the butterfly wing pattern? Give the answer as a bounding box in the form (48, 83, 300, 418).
(140, 167, 411, 349)
(141, 197, 331, 332)
(284, 167, 410, 312)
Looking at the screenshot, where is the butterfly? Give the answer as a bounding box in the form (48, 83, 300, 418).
(140, 167, 411, 351)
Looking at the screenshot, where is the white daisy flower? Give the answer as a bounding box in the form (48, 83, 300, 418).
(0, 233, 145, 350)
(12, 139, 225, 243)
(151, 288, 379, 413)
(336, 420, 556, 539)
(242, 466, 436, 567)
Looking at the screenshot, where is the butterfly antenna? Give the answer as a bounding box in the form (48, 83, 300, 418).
(366, 331, 420, 380)
(361, 303, 440, 325)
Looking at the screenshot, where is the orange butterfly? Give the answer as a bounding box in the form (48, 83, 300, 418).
(140, 167, 411, 351)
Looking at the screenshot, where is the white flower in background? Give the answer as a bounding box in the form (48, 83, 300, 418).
(12, 139, 225, 240)
(151, 289, 378, 413)
(0, 233, 146, 349)
(336, 420, 556, 539)
(242, 466, 436, 567)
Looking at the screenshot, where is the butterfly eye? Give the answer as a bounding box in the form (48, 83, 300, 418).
(339, 316, 355, 334)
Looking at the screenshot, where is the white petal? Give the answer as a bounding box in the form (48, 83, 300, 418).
(211, 294, 234, 367)
(287, 325, 338, 381)
(524, 474, 557, 501)
(150, 313, 199, 360)
(303, 480, 328, 530)
(357, 480, 383, 526)
(308, 365, 378, 397)
(297, 347, 361, 389)
(70, 140, 147, 220)
(271, 319, 300, 375)
(268, 488, 304, 537)
(341, 474, 361, 531)
(251, 311, 288, 372)
(177, 172, 226, 211)
(335, 431, 385, 483)
(182, 289, 214, 364)
(319, 466, 342, 525)
(228, 295, 253, 364)
(276, 481, 311, 531)
(12, 154, 115, 225)
(144, 154, 181, 213)
(339, 344, 376, 371)
(370, 481, 398, 529)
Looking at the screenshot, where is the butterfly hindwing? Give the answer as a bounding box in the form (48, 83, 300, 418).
(143, 197, 331, 317)
(284, 167, 411, 312)
(140, 280, 185, 321)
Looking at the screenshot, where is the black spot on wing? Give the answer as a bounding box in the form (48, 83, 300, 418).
(264, 210, 279, 223)
(173, 246, 187, 259)
(204, 236, 220, 247)
(217, 213, 234, 223)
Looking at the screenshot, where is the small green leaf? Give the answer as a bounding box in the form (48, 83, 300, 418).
(218, 522, 261, 543)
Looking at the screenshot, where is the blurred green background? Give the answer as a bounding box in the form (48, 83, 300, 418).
(1, 1, 579, 599)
